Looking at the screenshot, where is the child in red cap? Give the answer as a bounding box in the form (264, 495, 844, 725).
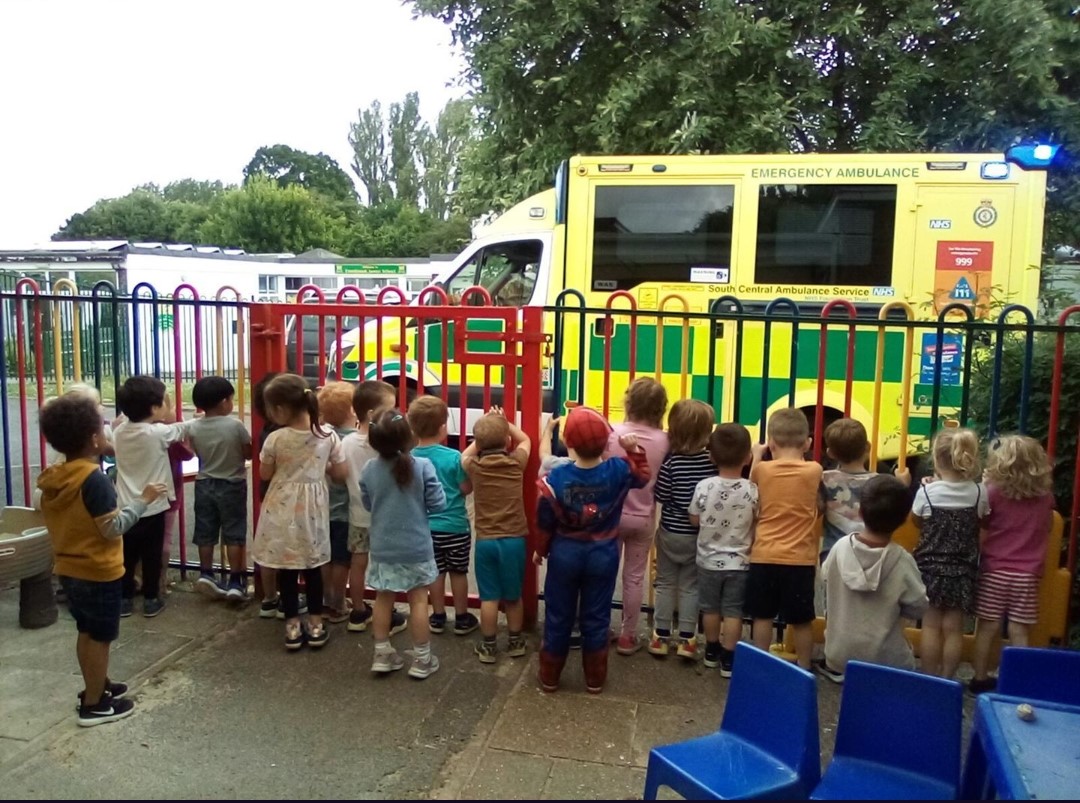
(535, 406, 650, 693)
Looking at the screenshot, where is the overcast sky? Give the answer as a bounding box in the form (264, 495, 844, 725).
(0, 0, 464, 246)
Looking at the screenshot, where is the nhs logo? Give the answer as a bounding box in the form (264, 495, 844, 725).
(872, 287, 896, 297)
(929, 219, 952, 229)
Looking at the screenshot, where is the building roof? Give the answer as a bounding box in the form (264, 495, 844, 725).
(0, 241, 455, 266)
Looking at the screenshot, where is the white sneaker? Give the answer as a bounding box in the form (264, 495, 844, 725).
(407, 651, 440, 680)
(371, 649, 405, 674)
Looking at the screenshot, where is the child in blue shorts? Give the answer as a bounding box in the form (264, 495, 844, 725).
(462, 407, 532, 663)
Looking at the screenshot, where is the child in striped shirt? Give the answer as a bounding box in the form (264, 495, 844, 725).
(650, 399, 717, 660)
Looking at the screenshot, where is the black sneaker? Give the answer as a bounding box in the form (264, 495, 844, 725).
(569, 630, 583, 650)
(429, 612, 448, 634)
(348, 605, 373, 632)
(704, 642, 722, 669)
(814, 659, 844, 684)
(259, 597, 279, 619)
(78, 695, 135, 727)
(143, 597, 166, 618)
(120, 598, 134, 618)
(453, 612, 480, 636)
(389, 609, 408, 637)
(76, 681, 128, 711)
(719, 646, 735, 679)
(968, 677, 998, 695)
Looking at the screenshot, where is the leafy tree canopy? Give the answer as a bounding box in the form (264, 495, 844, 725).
(412, 0, 1080, 239)
(243, 144, 357, 205)
(198, 176, 347, 254)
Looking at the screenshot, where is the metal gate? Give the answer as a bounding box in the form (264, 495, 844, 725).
(247, 287, 548, 625)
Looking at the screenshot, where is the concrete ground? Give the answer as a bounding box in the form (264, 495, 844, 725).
(0, 575, 861, 800)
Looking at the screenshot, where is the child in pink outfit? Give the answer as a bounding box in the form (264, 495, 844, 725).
(605, 378, 669, 655)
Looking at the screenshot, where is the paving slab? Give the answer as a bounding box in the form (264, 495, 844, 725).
(490, 672, 637, 765)
(543, 756, 647, 800)
(458, 748, 555, 800)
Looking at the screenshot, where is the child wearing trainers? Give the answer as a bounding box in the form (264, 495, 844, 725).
(463, 407, 532, 663)
(651, 399, 717, 660)
(253, 372, 284, 619)
(746, 408, 823, 669)
(341, 381, 406, 635)
(187, 375, 252, 602)
(820, 475, 928, 681)
(688, 423, 757, 677)
(317, 381, 358, 623)
(361, 409, 446, 678)
(911, 427, 988, 679)
(254, 374, 348, 651)
(536, 406, 649, 693)
(37, 393, 168, 726)
(408, 395, 479, 637)
(969, 435, 1054, 694)
(605, 378, 669, 656)
(113, 375, 193, 618)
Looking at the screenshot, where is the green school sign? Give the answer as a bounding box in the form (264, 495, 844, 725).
(335, 263, 406, 275)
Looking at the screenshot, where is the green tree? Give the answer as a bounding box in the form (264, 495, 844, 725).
(349, 100, 393, 205)
(161, 179, 230, 205)
(420, 98, 474, 219)
(199, 176, 347, 254)
(344, 199, 472, 257)
(412, 1, 1079, 220)
(389, 92, 425, 207)
(54, 180, 231, 242)
(243, 144, 357, 205)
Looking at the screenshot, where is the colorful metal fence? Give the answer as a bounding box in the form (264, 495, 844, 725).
(0, 280, 248, 578)
(2, 281, 1078, 635)
(247, 287, 547, 624)
(545, 296, 1080, 582)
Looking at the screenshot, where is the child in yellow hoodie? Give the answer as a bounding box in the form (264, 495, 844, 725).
(37, 393, 166, 727)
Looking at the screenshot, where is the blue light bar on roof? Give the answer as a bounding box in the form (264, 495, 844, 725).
(1005, 143, 1062, 170)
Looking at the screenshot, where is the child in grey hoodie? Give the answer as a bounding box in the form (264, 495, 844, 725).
(820, 475, 928, 682)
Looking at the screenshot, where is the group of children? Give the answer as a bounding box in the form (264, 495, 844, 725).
(36, 369, 1056, 725)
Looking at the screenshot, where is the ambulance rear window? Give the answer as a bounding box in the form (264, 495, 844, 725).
(755, 184, 896, 286)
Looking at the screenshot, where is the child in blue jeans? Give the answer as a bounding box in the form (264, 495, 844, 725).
(535, 406, 649, 694)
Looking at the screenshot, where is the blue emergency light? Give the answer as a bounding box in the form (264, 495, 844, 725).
(1004, 143, 1062, 170)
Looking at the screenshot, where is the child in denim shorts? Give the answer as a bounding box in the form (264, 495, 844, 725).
(187, 376, 252, 601)
(37, 393, 167, 726)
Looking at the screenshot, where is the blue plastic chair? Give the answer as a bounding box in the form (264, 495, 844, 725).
(643, 643, 820, 800)
(997, 646, 1080, 706)
(811, 661, 963, 800)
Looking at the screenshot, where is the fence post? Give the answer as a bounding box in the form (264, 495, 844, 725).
(519, 305, 545, 630)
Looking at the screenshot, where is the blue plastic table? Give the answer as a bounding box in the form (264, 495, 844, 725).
(961, 693, 1080, 799)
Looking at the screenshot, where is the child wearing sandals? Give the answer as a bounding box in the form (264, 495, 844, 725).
(254, 374, 348, 651)
(361, 409, 447, 679)
(969, 435, 1054, 694)
(910, 427, 989, 679)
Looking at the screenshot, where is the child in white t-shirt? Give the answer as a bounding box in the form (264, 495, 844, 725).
(688, 423, 757, 677)
(113, 375, 191, 618)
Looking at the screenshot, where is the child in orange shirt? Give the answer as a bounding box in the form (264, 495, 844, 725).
(746, 408, 823, 669)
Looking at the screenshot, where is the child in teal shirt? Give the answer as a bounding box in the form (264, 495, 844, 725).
(408, 395, 478, 635)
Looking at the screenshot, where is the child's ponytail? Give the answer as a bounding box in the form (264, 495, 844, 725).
(933, 426, 981, 480)
(369, 408, 416, 489)
(304, 386, 322, 437)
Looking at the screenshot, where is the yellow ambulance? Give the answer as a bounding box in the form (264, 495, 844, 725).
(337, 146, 1057, 453)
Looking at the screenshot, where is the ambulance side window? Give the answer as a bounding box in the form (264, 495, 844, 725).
(441, 240, 543, 306)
